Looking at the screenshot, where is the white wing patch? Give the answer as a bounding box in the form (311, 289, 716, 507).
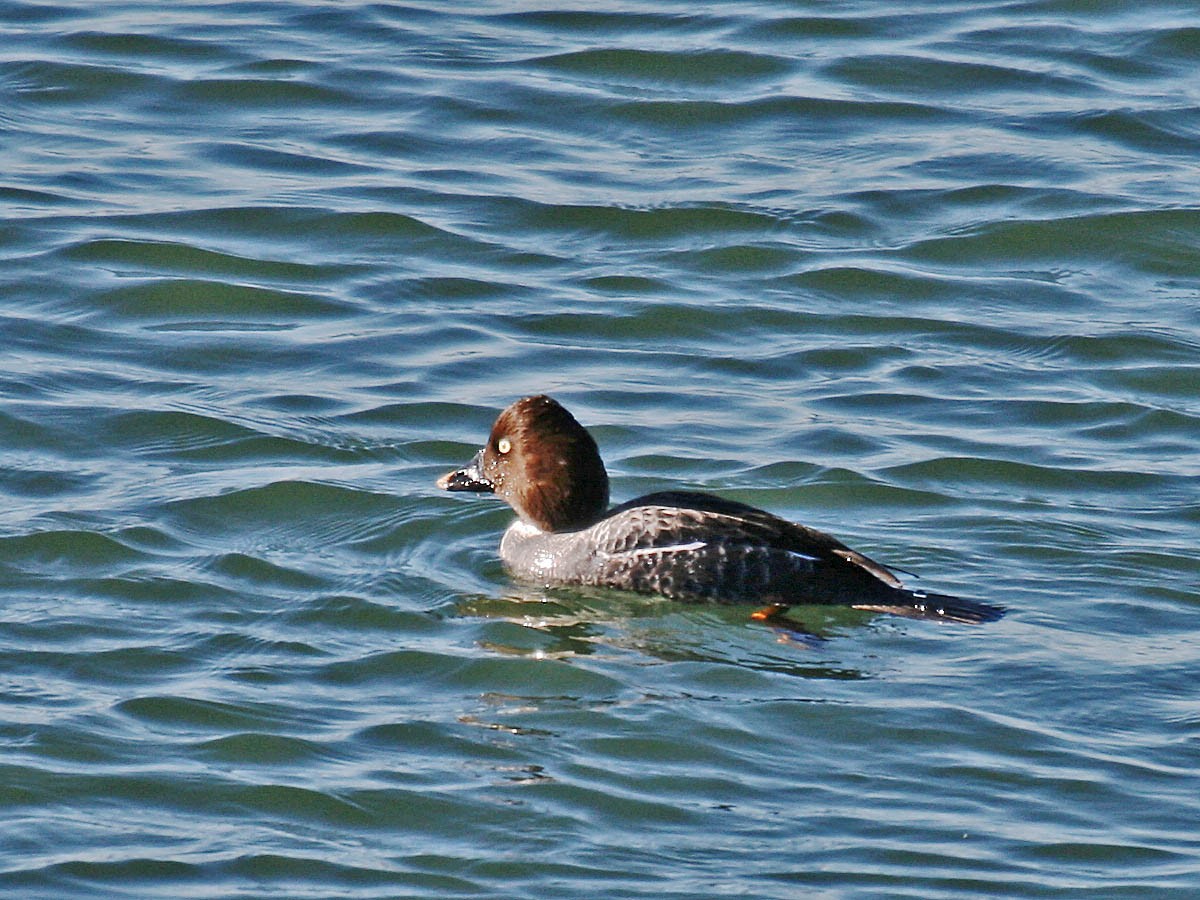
(787, 550, 819, 563)
(604, 542, 818, 566)
(613, 541, 708, 559)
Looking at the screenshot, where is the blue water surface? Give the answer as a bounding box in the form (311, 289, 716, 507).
(1, 1, 1199, 897)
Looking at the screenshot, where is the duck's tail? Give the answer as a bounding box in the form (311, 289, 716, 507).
(853, 589, 1005, 624)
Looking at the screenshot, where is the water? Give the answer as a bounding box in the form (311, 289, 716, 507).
(2, 1, 1199, 897)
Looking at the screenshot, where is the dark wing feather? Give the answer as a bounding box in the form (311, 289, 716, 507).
(594, 492, 903, 604)
(586, 492, 1003, 621)
(612, 492, 901, 583)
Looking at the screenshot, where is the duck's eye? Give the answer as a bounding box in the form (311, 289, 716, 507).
(497, 438, 511, 454)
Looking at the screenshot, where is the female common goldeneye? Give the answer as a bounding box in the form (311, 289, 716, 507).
(438, 395, 1003, 624)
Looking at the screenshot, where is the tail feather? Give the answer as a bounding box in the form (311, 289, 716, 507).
(852, 590, 1005, 625)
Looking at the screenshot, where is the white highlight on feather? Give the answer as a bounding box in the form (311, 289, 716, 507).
(613, 541, 708, 558)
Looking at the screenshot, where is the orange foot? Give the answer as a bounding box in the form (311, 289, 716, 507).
(750, 603, 790, 622)
(750, 604, 826, 646)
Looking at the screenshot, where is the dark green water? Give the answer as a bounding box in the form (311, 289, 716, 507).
(2, 1, 1199, 897)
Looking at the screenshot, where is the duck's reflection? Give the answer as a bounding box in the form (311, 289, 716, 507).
(454, 586, 872, 680)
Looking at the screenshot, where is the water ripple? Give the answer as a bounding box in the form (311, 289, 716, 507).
(2, 1, 1199, 898)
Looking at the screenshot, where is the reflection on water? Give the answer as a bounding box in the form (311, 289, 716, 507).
(460, 586, 874, 674)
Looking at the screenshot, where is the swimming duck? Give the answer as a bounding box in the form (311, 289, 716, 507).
(438, 395, 1003, 624)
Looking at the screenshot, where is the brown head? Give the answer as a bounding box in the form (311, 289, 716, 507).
(437, 395, 610, 532)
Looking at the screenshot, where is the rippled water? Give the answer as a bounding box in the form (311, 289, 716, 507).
(2, 1, 1199, 897)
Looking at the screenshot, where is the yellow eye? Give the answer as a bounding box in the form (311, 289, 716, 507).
(497, 438, 511, 454)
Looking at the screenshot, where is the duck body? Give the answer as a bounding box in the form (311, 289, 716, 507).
(501, 491, 895, 606)
(438, 395, 1003, 624)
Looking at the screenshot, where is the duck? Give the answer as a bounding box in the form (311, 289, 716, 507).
(437, 395, 1003, 625)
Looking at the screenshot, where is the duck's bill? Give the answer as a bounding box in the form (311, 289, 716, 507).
(436, 448, 494, 492)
